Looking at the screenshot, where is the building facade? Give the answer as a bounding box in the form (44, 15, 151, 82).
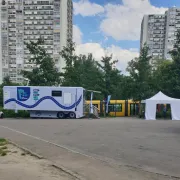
(164, 8, 180, 59)
(140, 7, 180, 60)
(0, 0, 73, 84)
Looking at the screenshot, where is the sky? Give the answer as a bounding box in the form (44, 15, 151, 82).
(72, 0, 180, 73)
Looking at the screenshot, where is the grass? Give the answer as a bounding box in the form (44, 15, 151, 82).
(0, 148, 7, 156)
(0, 138, 6, 142)
(1, 146, 7, 150)
(1, 151, 7, 156)
(0, 138, 7, 146)
(0, 138, 8, 156)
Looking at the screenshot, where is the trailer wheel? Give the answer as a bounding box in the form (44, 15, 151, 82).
(57, 112, 65, 119)
(69, 112, 76, 119)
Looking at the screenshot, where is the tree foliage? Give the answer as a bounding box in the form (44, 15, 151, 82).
(60, 42, 126, 100)
(161, 29, 180, 98)
(149, 30, 180, 99)
(126, 44, 153, 100)
(96, 55, 120, 99)
(22, 38, 61, 86)
(60, 42, 104, 99)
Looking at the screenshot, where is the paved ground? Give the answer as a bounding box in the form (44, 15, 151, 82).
(0, 118, 180, 180)
(0, 144, 74, 180)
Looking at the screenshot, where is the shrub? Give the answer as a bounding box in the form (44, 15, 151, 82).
(166, 110, 172, 119)
(0, 138, 7, 146)
(0, 107, 30, 118)
(1, 146, 7, 150)
(1, 151, 7, 156)
(156, 111, 163, 118)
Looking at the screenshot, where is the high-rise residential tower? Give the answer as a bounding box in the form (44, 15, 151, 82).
(140, 7, 180, 60)
(0, 0, 73, 84)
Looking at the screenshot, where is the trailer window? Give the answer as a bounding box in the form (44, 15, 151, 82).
(52, 91, 62, 97)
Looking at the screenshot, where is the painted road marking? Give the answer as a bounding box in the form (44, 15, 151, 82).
(0, 125, 97, 160)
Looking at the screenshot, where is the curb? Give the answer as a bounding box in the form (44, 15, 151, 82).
(8, 139, 84, 180)
(8, 139, 44, 159)
(52, 164, 85, 180)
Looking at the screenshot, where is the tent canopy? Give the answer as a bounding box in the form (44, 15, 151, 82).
(145, 91, 180, 120)
(145, 91, 178, 103)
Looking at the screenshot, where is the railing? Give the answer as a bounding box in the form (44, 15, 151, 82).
(92, 105, 99, 118)
(84, 104, 99, 118)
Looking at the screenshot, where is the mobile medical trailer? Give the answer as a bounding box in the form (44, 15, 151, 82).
(3, 86, 85, 119)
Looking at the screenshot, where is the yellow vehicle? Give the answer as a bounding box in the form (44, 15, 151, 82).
(107, 100, 125, 117)
(85, 100, 139, 117)
(85, 100, 101, 113)
(128, 100, 140, 116)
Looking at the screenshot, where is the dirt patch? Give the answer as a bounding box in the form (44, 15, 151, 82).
(0, 144, 75, 180)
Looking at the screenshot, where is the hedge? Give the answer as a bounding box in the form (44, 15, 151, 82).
(0, 107, 30, 118)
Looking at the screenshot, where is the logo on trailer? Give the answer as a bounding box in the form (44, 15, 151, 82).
(17, 87, 30, 101)
(33, 89, 40, 101)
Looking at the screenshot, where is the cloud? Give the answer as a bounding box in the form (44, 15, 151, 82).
(73, 25, 83, 44)
(100, 0, 167, 40)
(73, 0, 104, 16)
(75, 43, 139, 74)
(73, 19, 139, 74)
(76, 43, 105, 59)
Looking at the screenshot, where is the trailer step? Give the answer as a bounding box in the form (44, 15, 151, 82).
(84, 104, 100, 119)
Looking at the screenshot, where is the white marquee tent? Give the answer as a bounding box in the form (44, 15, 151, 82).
(144, 91, 180, 120)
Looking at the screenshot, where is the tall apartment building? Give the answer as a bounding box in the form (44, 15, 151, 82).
(140, 7, 180, 60)
(0, 0, 73, 84)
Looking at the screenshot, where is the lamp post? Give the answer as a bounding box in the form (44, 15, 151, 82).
(86, 90, 101, 118)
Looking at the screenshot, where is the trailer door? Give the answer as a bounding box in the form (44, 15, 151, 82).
(62, 89, 76, 111)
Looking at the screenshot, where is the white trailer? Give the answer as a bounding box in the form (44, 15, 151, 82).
(3, 86, 85, 119)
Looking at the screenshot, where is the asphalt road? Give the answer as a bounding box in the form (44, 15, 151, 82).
(0, 118, 180, 179)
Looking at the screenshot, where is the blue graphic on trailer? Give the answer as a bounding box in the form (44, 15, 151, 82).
(5, 95, 82, 110)
(33, 89, 40, 101)
(17, 87, 30, 101)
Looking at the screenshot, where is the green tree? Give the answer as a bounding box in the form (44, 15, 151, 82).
(60, 42, 128, 100)
(22, 38, 61, 86)
(96, 55, 120, 99)
(159, 29, 180, 98)
(152, 60, 173, 96)
(60, 42, 104, 99)
(151, 58, 166, 71)
(126, 44, 153, 101)
(150, 30, 180, 99)
(59, 40, 78, 68)
(118, 75, 134, 100)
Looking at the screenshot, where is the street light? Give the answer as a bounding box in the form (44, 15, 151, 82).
(86, 90, 101, 117)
